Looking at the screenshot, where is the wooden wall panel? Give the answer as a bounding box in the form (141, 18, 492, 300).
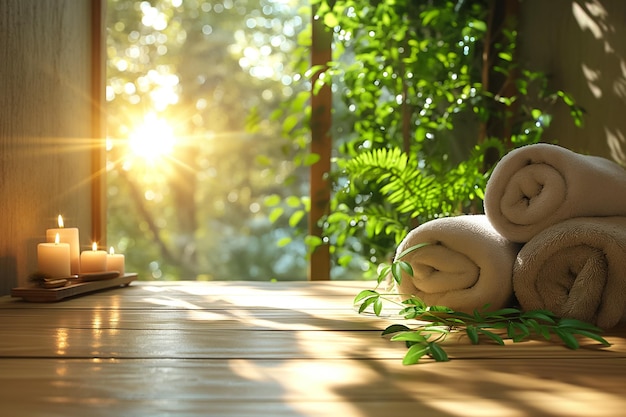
(518, 0, 626, 164)
(0, 0, 98, 294)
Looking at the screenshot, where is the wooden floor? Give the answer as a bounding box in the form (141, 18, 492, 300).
(1, 281, 625, 417)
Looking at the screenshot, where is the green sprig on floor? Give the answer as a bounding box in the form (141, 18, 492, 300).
(354, 244, 611, 365)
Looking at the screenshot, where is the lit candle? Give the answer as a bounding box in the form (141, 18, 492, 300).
(46, 215, 80, 275)
(80, 242, 107, 273)
(37, 233, 71, 278)
(106, 246, 125, 277)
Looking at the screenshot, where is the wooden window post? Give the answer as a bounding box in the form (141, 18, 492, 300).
(308, 8, 333, 280)
(91, 0, 107, 246)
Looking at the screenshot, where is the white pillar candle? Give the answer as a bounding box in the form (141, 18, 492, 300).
(46, 215, 80, 275)
(106, 247, 125, 277)
(37, 233, 71, 278)
(80, 242, 107, 273)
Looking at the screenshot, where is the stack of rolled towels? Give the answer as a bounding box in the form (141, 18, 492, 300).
(394, 143, 626, 329)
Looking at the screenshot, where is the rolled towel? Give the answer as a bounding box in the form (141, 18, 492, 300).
(513, 216, 626, 329)
(394, 215, 521, 313)
(484, 143, 626, 242)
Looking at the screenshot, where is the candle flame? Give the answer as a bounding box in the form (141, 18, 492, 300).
(92, 242, 98, 251)
(58, 215, 64, 228)
(109, 246, 115, 255)
(55, 233, 60, 245)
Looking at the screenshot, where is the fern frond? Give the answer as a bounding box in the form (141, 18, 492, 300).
(344, 147, 441, 217)
(363, 204, 408, 243)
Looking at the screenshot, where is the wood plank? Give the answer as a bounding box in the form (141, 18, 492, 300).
(0, 358, 624, 417)
(1, 281, 625, 417)
(0, 309, 398, 331)
(0, 328, 402, 360)
(1, 281, 625, 361)
(0, 326, 622, 361)
(9, 273, 137, 302)
(0, 280, 374, 310)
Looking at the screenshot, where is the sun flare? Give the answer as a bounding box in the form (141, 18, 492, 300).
(127, 113, 176, 162)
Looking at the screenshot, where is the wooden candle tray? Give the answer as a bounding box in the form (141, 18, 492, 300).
(10, 273, 137, 302)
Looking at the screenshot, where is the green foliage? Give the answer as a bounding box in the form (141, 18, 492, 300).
(106, 0, 313, 281)
(354, 244, 611, 365)
(270, 0, 584, 276)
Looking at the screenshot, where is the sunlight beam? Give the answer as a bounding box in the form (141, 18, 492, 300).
(127, 113, 176, 163)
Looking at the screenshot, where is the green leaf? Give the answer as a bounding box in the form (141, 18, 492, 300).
(304, 64, 326, 80)
(282, 114, 299, 134)
(569, 329, 611, 347)
(354, 289, 378, 304)
(264, 194, 281, 207)
(255, 154, 272, 166)
(398, 260, 413, 277)
(401, 308, 418, 320)
(391, 331, 430, 344)
(450, 311, 475, 321)
(285, 196, 301, 208)
(428, 342, 449, 362)
(268, 207, 284, 223)
(466, 325, 479, 344)
(358, 295, 379, 314)
(555, 328, 580, 349)
(498, 52, 513, 62)
(276, 237, 292, 247)
(524, 318, 551, 341)
(531, 108, 542, 120)
(323, 11, 339, 28)
(558, 90, 576, 106)
(521, 310, 557, 324)
(391, 262, 404, 284)
(473, 309, 484, 321)
(288, 210, 305, 227)
(469, 19, 487, 32)
(421, 9, 439, 26)
(402, 297, 427, 308)
(402, 343, 429, 365)
(303, 153, 321, 166)
(507, 321, 530, 342)
(396, 242, 430, 259)
(483, 308, 520, 318)
(377, 264, 391, 284)
(373, 297, 383, 316)
(337, 254, 352, 267)
(557, 318, 603, 332)
(303, 235, 323, 250)
(427, 305, 454, 313)
(478, 328, 505, 345)
(421, 325, 451, 336)
(382, 324, 411, 336)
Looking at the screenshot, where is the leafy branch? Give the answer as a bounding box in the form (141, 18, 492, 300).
(342, 147, 439, 218)
(354, 243, 611, 365)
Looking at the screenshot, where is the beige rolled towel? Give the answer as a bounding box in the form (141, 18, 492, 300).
(513, 217, 626, 329)
(484, 143, 626, 242)
(394, 215, 521, 313)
